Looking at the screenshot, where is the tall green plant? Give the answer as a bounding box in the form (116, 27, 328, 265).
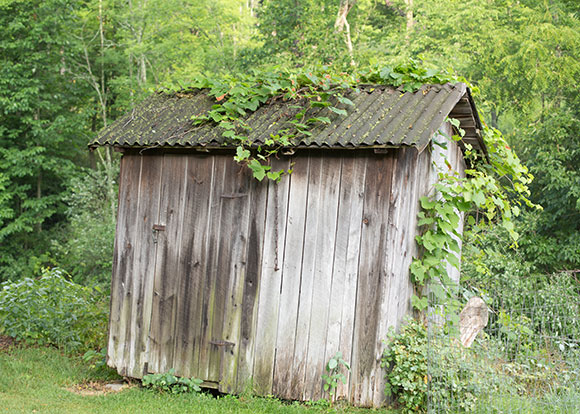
(0, 268, 108, 352)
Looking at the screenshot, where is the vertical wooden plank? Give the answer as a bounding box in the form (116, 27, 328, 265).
(325, 154, 367, 399)
(235, 173, 268, 393)
(350, 153, 394, 406)
(147, 154, 189, 373)
(391, 149, 418, 327)
(288, 153, 324, 399)
(392, 148, 423, 328)
(217, 160, 254, 393)
(197, 155, 227, 381)
(370, 147, 415, 405)
(303, 154, 343, 402)
(272, 155, 310, 400)
(172, 154, 215, 378)
(107, 154, 142, 374)
(252, 156, 291, 395)
(134, 155, 165, 377)
(120, 154, 164, 378)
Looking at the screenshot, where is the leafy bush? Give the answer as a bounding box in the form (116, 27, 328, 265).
(382, 319, 492, 413)
(381, 319, 429, 413)
(382, 316, 580, 413)
(0, 267, 107, 352)
(142, 369, 203, 394)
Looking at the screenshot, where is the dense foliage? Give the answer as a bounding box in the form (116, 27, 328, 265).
(0, 268, 108, 352)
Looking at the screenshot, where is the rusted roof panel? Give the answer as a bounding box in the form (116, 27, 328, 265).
(90, 82, 485, 154)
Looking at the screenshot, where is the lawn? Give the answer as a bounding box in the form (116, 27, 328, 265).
(2, 344, 578, 413)
(0, 346, 385, 414)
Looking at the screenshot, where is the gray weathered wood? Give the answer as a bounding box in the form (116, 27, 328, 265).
(219, 160, 254, 393)
(303, 154, 342, 402)
(123, 154, 164, 377)
(252, 157, 291, 395)
(172, 154, 214, 378)
(197, 155, 228, 381)
(235, 174, 268, 393)
(350, 153, 394, 406)
(106, 139, 470, 408)
(148, 154, 189, 373)
(289, 153, 322, 398)
(107, 154, 142, 373)
(371, 147, 415, 405)
(272, 154, 310, 400)
(134, 155, 165, 377)
(326, 154, 367, 399)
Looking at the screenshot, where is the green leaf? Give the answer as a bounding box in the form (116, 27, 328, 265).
(234, 147, 250, 162)
(307, 116, 331, 124)
(472, 191, 486, 207)
(336, 96, 354, 106)
(411, 295, 429, 311)
(329, 107, 347, 116)
(420, 197, 437, 210)
(248, 160, 267, 181)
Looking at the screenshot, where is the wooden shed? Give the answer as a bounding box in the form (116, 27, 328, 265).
(91, 82, 484, 407)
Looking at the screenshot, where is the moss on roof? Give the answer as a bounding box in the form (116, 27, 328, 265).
(91, 82, 485, 154)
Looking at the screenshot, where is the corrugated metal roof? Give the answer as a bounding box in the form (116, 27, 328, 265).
(90, 82, 485, 154)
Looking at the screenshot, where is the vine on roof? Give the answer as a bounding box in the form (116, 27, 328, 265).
(187, 59, 460, 181)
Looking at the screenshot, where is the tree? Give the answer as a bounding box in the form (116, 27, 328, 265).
(0, 0, 92, 280)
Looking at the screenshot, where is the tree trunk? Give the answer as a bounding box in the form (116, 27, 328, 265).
(490, 108, 499, 129)
(404, 0, 413, 38)
(335, 0, 356, 66)
(36, 171, 42, 232)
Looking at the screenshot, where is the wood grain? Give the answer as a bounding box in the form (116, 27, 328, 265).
(148, 154, 188, 373)
(252, 156, 291, 395)
(272, 154, 310, 400)
(172, 154, 214, 378)
(107, 154, 142, 374)
(350, 153, 394, 406)
(303, 154, 342, 401)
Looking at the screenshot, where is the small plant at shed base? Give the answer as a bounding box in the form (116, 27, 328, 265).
(142, 369, 203, 394)
(322, 351, 351, 403)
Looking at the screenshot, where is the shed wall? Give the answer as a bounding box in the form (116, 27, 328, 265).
(107, 137, 464, 406)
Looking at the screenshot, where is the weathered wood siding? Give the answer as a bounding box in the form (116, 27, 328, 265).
(108, 132, 465, 407)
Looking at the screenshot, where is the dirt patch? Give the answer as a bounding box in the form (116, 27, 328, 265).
(0, 335, 17, 351)
(66, 380, 133, 396)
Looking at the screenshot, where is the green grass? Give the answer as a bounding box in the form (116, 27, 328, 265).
(0, 346, 386, 414)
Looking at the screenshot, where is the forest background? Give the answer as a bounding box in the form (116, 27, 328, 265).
(0, 0, 578, 296)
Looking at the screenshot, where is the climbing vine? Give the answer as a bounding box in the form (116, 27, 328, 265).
(410, 121, 539, 323)
(185, 60, 536, 321)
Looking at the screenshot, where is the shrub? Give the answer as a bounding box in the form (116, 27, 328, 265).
(382, 319, 491, 413)
(382, 319, 429, 413)
(0, 267, 107, 352)
(382, 316, 580, 413)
